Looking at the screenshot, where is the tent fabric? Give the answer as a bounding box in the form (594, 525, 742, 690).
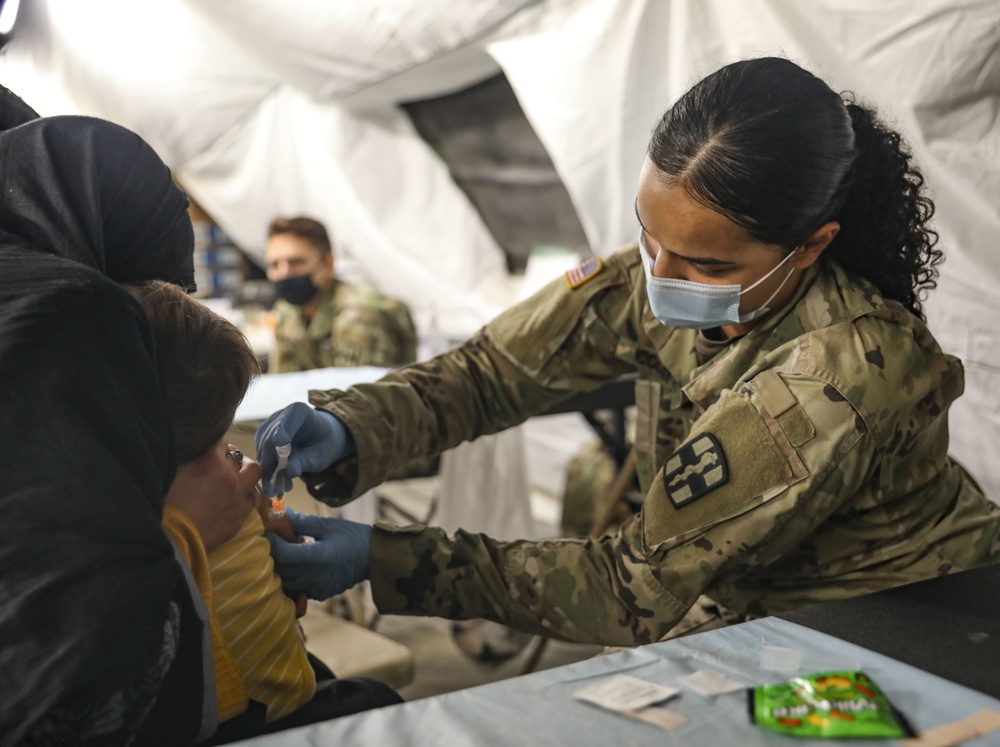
(2, 0, 997, 500)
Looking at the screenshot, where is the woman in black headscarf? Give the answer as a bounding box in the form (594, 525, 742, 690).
(0, 114, 209, 745)
(0, 82, 39, 130)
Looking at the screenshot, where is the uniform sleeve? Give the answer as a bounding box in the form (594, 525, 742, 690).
(306, 251, 640, 503)
(323, 302, 408, 368)
(368, 371, 877, 646)
(383, 298, 417, 365)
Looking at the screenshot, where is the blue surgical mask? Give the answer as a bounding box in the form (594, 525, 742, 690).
(640, 233, 797, 329)
(274, 274, 320, 306)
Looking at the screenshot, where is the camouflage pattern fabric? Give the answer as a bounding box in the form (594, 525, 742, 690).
(560, 440, 618, 537)
(304, 243, 1000, 647)
(270, 279, 417, 372)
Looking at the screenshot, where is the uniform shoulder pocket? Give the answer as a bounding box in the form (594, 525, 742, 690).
(642, 380, 809, 549)
(486, 252, 633, 380)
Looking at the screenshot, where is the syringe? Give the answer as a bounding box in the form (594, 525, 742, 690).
(273, 443, 291, 497)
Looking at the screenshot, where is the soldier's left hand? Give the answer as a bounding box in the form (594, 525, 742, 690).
(254, 402, 354, 497)
(265, 508, 373, 600)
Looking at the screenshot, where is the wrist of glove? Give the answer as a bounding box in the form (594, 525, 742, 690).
(264, 508, 373, 600)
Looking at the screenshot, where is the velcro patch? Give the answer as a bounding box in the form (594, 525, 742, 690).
(564, 257, 603, 289)
(662, 433, 729, 508)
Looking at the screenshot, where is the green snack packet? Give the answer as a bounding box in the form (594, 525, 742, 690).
(749, 671, 908, 738)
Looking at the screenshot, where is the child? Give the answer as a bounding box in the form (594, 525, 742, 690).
(129, 280, 399, 742)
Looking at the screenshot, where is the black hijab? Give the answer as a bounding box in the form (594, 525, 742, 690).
(0, 114, 195, 289)
(0, 83, 39, 130)
(0, 116, 204, 744)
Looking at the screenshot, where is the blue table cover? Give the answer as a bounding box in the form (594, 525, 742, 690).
(231, 616, 1000, 745)
(235, 366, 390, 423)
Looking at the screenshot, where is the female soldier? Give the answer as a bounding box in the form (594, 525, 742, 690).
(254, 57, 1000, 646)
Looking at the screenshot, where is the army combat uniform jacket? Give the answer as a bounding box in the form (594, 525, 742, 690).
(304, 244, 1000, 646)
(271, 279, 417, 373)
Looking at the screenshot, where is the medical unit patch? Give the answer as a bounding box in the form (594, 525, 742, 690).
(663, 433, 729, 508)
(564, 257, 603, 289)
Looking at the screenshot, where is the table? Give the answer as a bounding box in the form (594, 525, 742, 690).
(237, 368, 636, 423)
(783, 562, 1000, 700)
(230, 610, 1000, 745)
(232, 370, 1000, 743)
(234, 366, 391, 423)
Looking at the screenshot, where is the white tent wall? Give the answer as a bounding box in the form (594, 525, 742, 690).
(1, 0, 525, 335)
(2, 0, 998, 500)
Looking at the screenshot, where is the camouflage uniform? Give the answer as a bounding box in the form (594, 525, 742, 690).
(560, 439, 619, 537)
(303, 244, 1000, 647)
(270, 279, 417, 373)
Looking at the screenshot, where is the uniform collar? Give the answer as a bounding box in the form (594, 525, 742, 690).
(680, 261, 826, 409)
(679, 258, 902, 411)
(306, 278, 349, 334)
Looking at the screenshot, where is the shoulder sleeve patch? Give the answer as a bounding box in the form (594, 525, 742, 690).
(663, 433, 729, 508)
(564, 257, 603, 289)
(643, 388, 809, 548)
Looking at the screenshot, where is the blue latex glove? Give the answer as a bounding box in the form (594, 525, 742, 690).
(265, 508, 373, 600)
(254, 402, 355, 497)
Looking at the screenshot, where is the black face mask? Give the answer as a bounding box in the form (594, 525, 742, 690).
(274, 274, 319, 305)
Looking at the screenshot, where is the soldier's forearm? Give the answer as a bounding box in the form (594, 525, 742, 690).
(368, 522, 689, 647)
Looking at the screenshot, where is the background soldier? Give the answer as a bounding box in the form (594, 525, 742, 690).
(265, 216, 417, 373)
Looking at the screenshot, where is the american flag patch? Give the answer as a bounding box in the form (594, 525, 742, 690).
(564, 257, 603, 289)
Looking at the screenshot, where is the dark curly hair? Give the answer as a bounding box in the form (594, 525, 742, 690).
(647, 57, 942, 320)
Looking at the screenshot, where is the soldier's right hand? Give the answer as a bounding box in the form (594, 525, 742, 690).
(265, 508, 373, 600)
(254, 402, 355, 497)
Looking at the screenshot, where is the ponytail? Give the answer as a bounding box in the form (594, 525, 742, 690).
(829, 97, 942, 320)
(648, 58, 943, 322)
